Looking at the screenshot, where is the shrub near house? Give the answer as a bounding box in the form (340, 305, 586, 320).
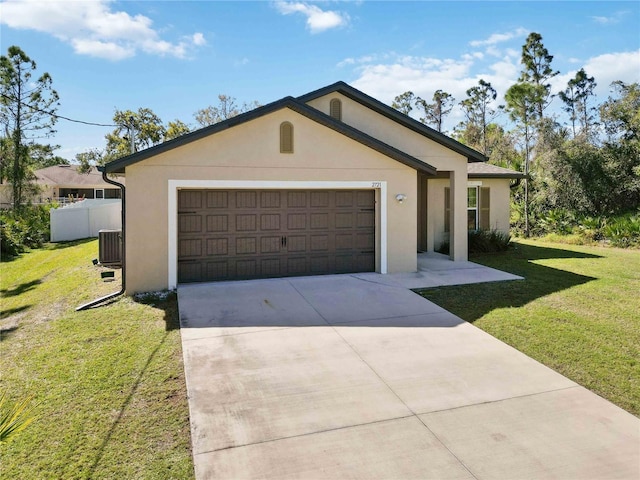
(0, 204, 52, 258)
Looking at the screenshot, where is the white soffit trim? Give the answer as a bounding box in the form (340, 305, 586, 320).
(167, 180, 388, 289)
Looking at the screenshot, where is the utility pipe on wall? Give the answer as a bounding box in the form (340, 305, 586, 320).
(76, 169, 126, 311)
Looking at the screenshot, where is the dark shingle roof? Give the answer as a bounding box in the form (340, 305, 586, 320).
(35, 165, 125, 186)
(467, 162, 525, 178)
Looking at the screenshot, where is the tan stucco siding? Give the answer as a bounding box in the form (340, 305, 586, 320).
(428, 177, 513, 252)
(477, 178, 512, 234)
(125, 108, 418, 293)
(305, 94, 468, 172)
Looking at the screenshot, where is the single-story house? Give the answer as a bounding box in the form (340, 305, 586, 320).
(100, 81, 523, 294)
(0, 164, 124, 208)
(34, 165, 124, 202)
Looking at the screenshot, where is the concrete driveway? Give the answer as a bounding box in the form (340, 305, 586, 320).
(178, 274, 640, 479)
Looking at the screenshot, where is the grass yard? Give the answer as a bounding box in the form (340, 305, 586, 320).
(0, 240, 194, 479)
(418, 239, 640, 417)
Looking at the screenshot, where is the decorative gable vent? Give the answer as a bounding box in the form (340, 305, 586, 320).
(280, 121, 294, 153)
(330, 98, 342, 121)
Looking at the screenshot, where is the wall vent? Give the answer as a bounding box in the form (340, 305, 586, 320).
(99, 229, 122, 265)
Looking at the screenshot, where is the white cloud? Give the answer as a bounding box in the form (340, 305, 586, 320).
(583, 50, 640, 96)
(191, 32, 207, 47)
(469, 27, 528, 47)
(0, 0, 205, 60)
(274, 1, 349, 33)
(591, 11, 630, 25)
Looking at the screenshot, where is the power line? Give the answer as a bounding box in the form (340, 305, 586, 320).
(1, 93, 118, 127)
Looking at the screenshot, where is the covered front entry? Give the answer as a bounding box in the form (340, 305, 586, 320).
(177, 189, 375, 283)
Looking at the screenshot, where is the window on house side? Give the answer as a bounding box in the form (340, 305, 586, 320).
(330, 98, 342, 121)
(445, 186, 491, 233)
(468, 187, 478, 230)
(444, 187, 450, 233)
(280, 122, 293, 153)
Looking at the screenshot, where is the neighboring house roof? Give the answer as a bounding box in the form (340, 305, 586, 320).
(101, 95, 438, 175)
(467, 162, 525, 179)
(35, 165, 125, 186)
(297, 81, 486, 163)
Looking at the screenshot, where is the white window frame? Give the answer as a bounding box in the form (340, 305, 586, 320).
(467, 186, 479, 231)
(95, 188, 105, 199)
(167, 180, 388, 289)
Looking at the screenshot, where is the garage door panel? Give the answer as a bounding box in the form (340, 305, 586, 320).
(310, 191, 329, 208)
(207, 261, 228, 280)
(335, 212, 353, 229)
(207, 215, 228, 232)
(310, 234, 329, 251)
(177, 189, 375, 283)
(206, 238, 228, 256)
(310, 213, 329, 229)
(260, 237, 281, 254)
(236, 237, 257, 254)
(179, 238, 202, 257)
(179, 262, 202, 283)
(287, 213, 307, 230)
(179, 215, 201, 233)
(179, 190, 202, 209)
(287, 235, 306, 252)
(335, 190, 354, 207)
(357, 191, 375, 206)
(260, 214, 281, 230)
(357, 211, 375, 228)
(335, 234, 353, 250)
(235, 191, 256, 208)
(236, 214, 257, 231)
(260, 191, 281, 208)
(287, 192, 307, 208)
(206, 191, 228, 208)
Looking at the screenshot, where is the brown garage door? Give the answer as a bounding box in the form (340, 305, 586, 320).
(177, 189, 375, 283)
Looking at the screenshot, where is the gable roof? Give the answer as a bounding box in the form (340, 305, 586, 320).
(35, 165, 125, 186)
(467, 162, 525, 178)
(297, 81, 486, 163)
(101, 95, 437, 175)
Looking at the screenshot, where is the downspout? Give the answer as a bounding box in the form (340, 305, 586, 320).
(76, 169, 126, 311)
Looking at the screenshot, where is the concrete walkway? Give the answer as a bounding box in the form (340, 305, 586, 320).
(178, 267, 639, 479)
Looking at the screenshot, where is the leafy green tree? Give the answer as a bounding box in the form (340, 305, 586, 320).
(458, 79, 501, 155)
(483, 123, 523, 169)
(29, 143, 68, 169)
(165, 119, 191, 140)
(104, 108, 165, 161)
(600, 81, 640, 142)
(75, 148, 104, 174)
(598, 81, 640, 212)
(505, 82, 541, 237)
(415, 90, 454, 132)
(519, 32, 558, 120)
(559, 68, 597, 138)
(391, 91, 415, 115)
(0, 46, 59, 208)
(194, 95, 259, 127)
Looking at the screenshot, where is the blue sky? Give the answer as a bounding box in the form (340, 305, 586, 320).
(1, 0, 639, 160)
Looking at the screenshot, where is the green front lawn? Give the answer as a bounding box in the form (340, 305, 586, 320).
(418, 239, 640, 416)
(0, 240, 193, 479)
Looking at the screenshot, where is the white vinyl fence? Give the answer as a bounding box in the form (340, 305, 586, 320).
(50, 199, 122, 242)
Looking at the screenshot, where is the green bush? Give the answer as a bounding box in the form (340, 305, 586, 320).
(468, 229, 512, 253)
(603, 214, 640, 248)
(437, 229, 512, 255)
(0, 204, 53, 259)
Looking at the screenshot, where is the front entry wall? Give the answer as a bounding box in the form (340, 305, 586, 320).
(177, 189, 375, 282)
